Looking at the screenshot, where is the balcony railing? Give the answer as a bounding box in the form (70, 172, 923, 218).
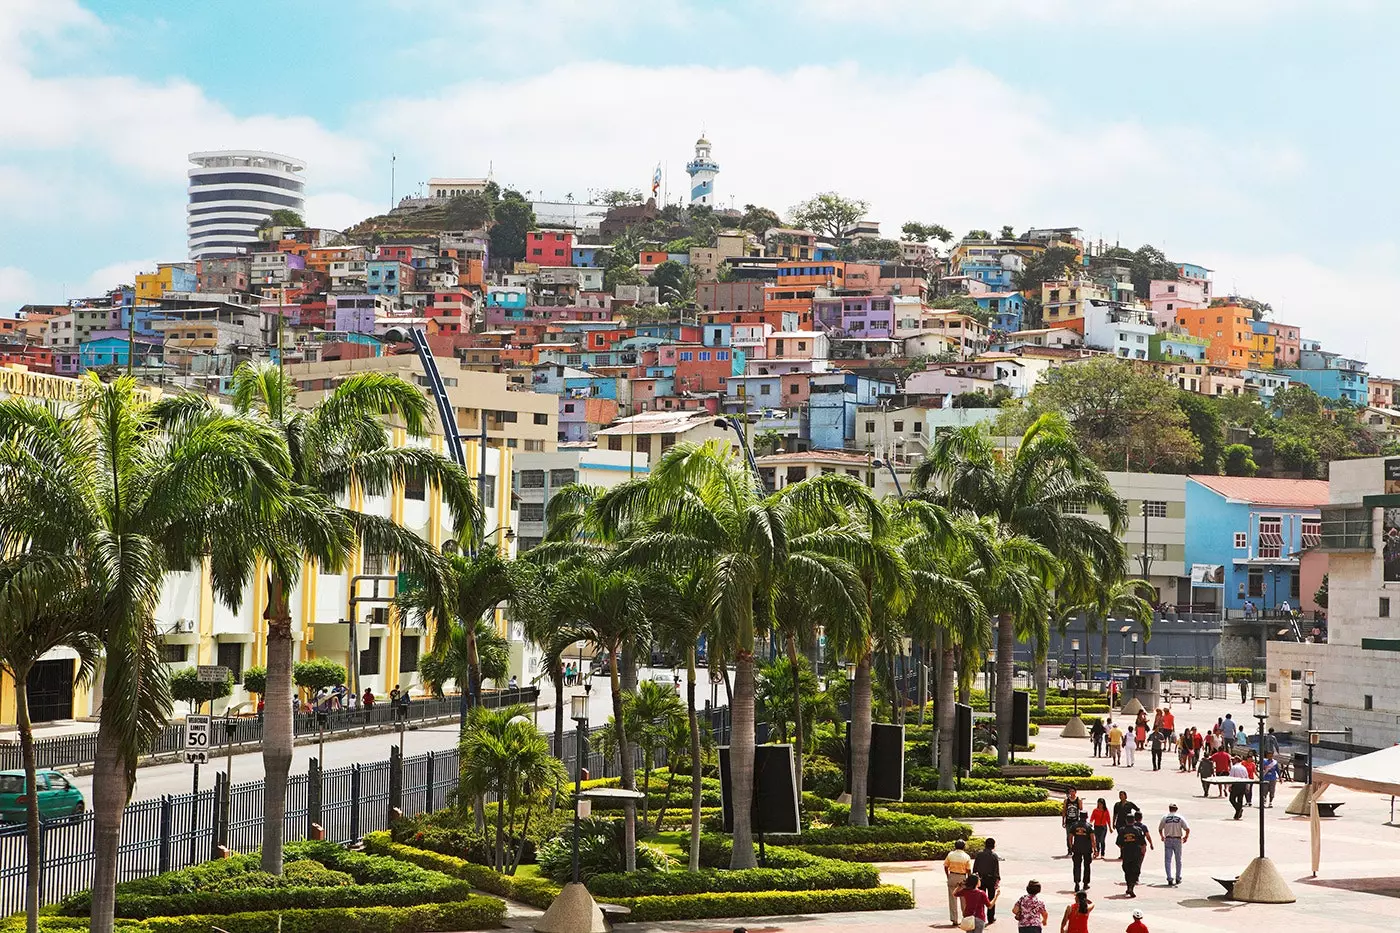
(1316, 517, 1373, 550)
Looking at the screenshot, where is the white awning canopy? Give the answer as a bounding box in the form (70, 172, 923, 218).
(1307, 745, 1400, 876)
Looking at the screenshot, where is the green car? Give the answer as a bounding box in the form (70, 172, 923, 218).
(0, 769, 85, 823)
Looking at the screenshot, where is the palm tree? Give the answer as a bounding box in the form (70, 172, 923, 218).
(0, 554, 100, 933)
(1087, 576, 1157, 676)
(626, 679, 686, 822)
(598, 443, 878, 863)
(913, 415, 1126, 765)
(0, 377, 302, 933)
(416, 616, 509, 698)
(229, 362, 479, 873)
(552, 564, 649, 870)
(459, 704, 566, 873)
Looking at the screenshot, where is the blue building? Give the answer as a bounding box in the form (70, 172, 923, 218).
(1275, 351, 1369, 405)
(78, 335, 162, 369)
(366, 261, 409, 296)
(807, 372, 895, 450)
(572, 245, 603, 267)
(972, 291, 1024, 332)
(959, 258, 1017, 289)
(1184, 475, 1327, 614)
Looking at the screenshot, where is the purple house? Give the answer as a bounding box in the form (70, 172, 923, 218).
(332, 295, 378, 334)
(812, 296, 895, 338)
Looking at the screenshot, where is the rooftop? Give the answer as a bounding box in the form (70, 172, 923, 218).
(756, 449, 872, 466)
(1188, 475, 1330, 508)
(595, 410, 718, 436)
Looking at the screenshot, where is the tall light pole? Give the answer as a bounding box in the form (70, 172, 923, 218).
(1131, 631, 1139, 676)
(1061, 637, 1087, 738)
(871, 457, 904, 498)
(1233, 694, 1295, 903)
(714, 416, 763, 492)
(1137, 502, 1154, 581)
(1304, 669, 1316, 795)
(1254, 696, 1268, 857)
(569, 687, 590, 885)
(1071, 639, 1080, 719)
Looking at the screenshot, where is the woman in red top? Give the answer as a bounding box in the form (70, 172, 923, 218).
(1059, 890, 1092, 933)
(956, 873, 990, 932)
(1089, 797, 1112, 858)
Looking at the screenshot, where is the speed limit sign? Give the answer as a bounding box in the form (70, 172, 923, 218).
(185, 715, 210, 764)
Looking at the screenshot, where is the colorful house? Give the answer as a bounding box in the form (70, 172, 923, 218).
(1174, 304, 1254, 366)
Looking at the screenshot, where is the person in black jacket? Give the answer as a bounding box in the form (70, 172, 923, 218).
(1068, 813, 1095, 892)
(972, 837, 1001, 923)
(1116, 818, 1153, 897)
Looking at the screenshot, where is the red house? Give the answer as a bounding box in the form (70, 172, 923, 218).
(526, 230, 574, 267)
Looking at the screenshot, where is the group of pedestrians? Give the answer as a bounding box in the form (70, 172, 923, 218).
(1091, 707, 1179, 770)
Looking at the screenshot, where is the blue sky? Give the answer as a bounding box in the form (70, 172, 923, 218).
(1, 0, 1395, 365)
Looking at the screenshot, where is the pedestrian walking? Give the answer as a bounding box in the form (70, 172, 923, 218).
(1191, 728, 1204, 768)
(1197, 752, 1214, 797)
(1228, 758, 1249, 819)
(1221, 713, 1238, 749)
(1116, 816, 1153, 897)
(1062, 790, 1084, 854)
(1089, 797, 1112, 858)
(1068, 813, 1094, 891)
(973, 838, 1001, 924)
(1107, 721, 1123, 766)
(1242, 753, 1256, 806)
(1260, 727, 1279, 758)
(1090, 718, 1106, 757)
(1211, 746, 1232, 797)
(1176, 729, 1190, 771)
(1157, 803, 1190, 886)
(1059, 890, 1093, 933)
(1122, 730, 1135, 768)
(1260, 753, 1280, 807)
(944, 839, 973, 925)
(1126, 909, 1149, 933)
(1011, 879, 1048, 933)
(1149, 728, 1165, 771)
(956, 873, 990, 932)
(1111, 791, 1141, 833)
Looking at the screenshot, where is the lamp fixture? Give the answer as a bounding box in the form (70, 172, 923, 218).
(570, 694, 588, 721)
(1303, 669, 1316, 687)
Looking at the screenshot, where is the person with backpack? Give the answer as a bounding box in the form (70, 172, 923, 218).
(972, 839, 1002, 925)
(1068, 812, 1095, 891)
(1090, 718, 1107, 757)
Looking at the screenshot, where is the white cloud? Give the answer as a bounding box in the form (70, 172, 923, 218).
(305, 192, 389, 232)
(79, 259, 159, 297)
(0, 267, 37, 305)
(803, 0, 1357, 30)
(0, 0, 102, 61)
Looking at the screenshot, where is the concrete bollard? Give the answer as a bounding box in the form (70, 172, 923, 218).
(309, 823, 325, 841)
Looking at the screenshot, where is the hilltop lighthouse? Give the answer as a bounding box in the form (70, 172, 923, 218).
(685, 135, 719, 207)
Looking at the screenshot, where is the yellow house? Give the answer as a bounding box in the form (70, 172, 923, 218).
(1250, 328, 1276, 370)
(134, 263, 197, 305)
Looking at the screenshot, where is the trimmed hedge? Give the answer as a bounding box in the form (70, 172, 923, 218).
(363, 833, 558, 910)
(799, 807, 970, 846)
(1, 903, 505, 933)
(59, 844, 472, 920)
(795, 838, 984, 862)
(1008, 775, 1116, 791)
(616, 886, 913, 921)
(587, 860, 878, 897)
(970, 755, 1093, 778)
(903, 784, 1046, 804)
(882, 800, 1062, 818)
(1030, 713, 1104, 727)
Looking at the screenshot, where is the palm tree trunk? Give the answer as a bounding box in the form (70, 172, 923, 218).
(887, 650, 902, 725)
(1100, 625, 1110, 678)
(995, 614, 1014, 767)
(936, 646, 957, 790)
(466, 624, 481, 711)
(849, 652, 873, 826)
(89, 716, 129, 933)
(1036, 652, 1049, 712)
(494, 777, 505, 871)
(609, 647, 636, 872)
(686, 646, 702, 872)
(260, 577, 294, 874)
(15, 666, 39, 933)
(728, 650, 757, 869)
(641, 752, 652, 822)
(784, 635, 806, 798)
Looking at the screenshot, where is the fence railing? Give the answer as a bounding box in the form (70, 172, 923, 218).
(0, 700, 730, 917)
(0, 689, 539, 772)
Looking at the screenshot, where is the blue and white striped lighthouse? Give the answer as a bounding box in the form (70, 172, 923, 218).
(685, 136, 719, 207)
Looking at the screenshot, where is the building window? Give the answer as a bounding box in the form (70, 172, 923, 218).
(607, 435, 622, 451)
(1247, 567, 1265, 598)
(1234, 532, 1249, 549)
(400, 635, 420, 673)
(404, 472, 426, 500)
(636, 435, 651, 453)
(549, 469, 577, 486)
(533, 412, 549, 425)
(892, 420, 904, 433)
(481, 474, 496, 500)
(160, 643, 189, 664)
(362, 549, 390, 575)
(519, 503, 545, 522)
(1381, 597, 1391, 618)
(1062, 497, 1087, 515)
(360, 636, 382, 676)
(864, 420, 876, 433)
(1364, 694, 1374, 711)
(1258, 516, 1282, 559)
(520, 470, 545, 488)
(216, 642, 244, 684)
(1142, 500, 1168, 519)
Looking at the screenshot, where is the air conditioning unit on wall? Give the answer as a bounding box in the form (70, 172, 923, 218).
(174, 619, 196, 634)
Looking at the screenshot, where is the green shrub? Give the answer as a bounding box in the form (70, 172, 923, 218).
(391, 804, 569, 865)
(802, 756, 845, 798)
(586, 860, 877, 897)
(1007, 775, 1116, 791)
(795, 838, 984, 861)
(800, 806, 969, 845)
(2, 901, 506, 933)
(882, 800, 1062, 818)
(654, 807, 721, 832)
(612, 886, 914, 921)
(969, 755, 1092, 778)
(534, 817, 672, 883)
(1031, 713, 1104, 727)
(903, 784, 1046, 804)
(363, 833, 560, 910)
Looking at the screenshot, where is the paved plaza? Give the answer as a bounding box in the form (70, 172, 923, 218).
(595, 694, 1400, 933)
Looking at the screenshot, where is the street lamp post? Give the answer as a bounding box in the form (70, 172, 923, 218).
(569, 689, 590, 885)
(1061, 638, 1088, 738)
(986, 650, 996, 716)
(871, 457, 904, 498)
(1071, 639, 1080, 719)
(1304, 668, 1316, 796)
(1254, 696, 1268, 857)
(1131, 631, 1139, 676)
(1232, 694, 1295, 903)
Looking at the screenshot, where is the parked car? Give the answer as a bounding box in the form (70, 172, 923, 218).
(0, 769, 85, 823)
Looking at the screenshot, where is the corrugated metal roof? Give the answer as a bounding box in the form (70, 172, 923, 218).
(1188, 475, 1329, 507)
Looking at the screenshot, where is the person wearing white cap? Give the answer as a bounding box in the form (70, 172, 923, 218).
(1157, 803, 1190, 886)
(1126, 909, 1149, 932)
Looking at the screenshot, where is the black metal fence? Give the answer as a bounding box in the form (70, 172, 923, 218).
(0, 698, 729, 917)
(0, 689, 538, 772)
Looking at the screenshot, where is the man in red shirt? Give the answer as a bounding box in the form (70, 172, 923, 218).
(1210, 748, 1232, 797)
(1127, 908, 1149, 932)
(1242, 754, 1257, 806)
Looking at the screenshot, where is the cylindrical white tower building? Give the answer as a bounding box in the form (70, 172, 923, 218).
(186, 150, 307, 260)
(685, 136, 719, 207)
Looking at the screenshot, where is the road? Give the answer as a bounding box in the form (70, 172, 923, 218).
(71, 665, 700, 803)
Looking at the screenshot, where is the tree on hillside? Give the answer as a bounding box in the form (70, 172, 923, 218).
(835, 237, 902, 261)
(490, 190, 536, 264)
(965, 229, 991, 240)
(999, 225, 1016, 239)
(1223, 444, 1259, 476)
(650, 261, 696, 306)
(1096, 244, 1177, 302)
(445, 191, 495, 230)
(259, 209, 304, 231)
(997, 357, 1202, 472)
(740, 204, 781, 237)
(901, 221, 953, 244)
(1176, 392, 1224, 474)
(789, 192, 869, 241)
(598, 189, 644, 207)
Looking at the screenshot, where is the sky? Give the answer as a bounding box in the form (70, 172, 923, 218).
(1, 0, 1396, 366)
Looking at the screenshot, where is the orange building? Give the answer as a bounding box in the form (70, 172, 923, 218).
(1175, 304, 1254, 366)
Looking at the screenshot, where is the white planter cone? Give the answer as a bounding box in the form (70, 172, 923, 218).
(1060, 715, 1088, 738)
(1284, 784, 1313, 816)
(535, 882, 608, 933)
(1232, 856, 1296, 903)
